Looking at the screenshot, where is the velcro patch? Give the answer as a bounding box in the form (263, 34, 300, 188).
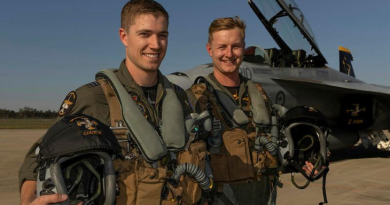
(58, 91, 77, 117)
(84, 81, 100, 88)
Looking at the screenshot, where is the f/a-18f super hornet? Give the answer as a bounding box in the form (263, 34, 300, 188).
(166, 0, 390, 152)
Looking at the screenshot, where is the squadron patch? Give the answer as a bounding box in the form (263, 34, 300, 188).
(69, 115, 102, 136)
(58, 91, 77, 117)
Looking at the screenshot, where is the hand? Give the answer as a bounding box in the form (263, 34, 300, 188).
(20, 181, 83, 205)
(302, 161, 319, 176)
(29, 194, 68, 205)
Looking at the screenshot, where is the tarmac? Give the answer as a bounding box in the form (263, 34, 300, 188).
(0, 129, 389, 205)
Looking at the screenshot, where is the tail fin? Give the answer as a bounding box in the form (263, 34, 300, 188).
(339, 46, 355, 77)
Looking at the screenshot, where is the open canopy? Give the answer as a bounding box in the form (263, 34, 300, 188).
(248, 0, 327, 66)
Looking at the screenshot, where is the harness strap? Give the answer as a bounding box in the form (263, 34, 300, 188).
(195, 76, 249, 128)
(97, 79, 127, 138)
(247, 81, 270, 126)
(96, 69, 167, 162)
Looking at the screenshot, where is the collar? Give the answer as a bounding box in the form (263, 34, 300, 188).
(116, 59, 166, 105)
(208, 72, 249, 105)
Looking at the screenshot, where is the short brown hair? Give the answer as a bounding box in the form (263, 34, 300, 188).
(208, 16, 246, 43)
(121, 0, 169, 32)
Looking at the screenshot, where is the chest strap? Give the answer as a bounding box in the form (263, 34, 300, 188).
(199, 76, 270, 128)
(96, 69, 185, 163)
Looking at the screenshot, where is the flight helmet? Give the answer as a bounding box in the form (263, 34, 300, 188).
(279, 106, 330, 181)
(36, 114, 121, 205)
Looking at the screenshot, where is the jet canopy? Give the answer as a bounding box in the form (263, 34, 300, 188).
(248, 0, 327, 67)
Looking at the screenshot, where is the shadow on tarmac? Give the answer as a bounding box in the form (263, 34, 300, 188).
(330, 143, 390, 162)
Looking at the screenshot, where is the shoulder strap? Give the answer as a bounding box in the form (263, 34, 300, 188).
(96, 69, 167, 163)
(247, 81, 270, 126)
(195, 76, 249, 128)
(97, 78, 127, 138)
(160, 75, 186, 151)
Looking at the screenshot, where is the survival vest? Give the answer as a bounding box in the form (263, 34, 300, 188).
(96, 69, 205, 205)
(188, 74, 280, 202)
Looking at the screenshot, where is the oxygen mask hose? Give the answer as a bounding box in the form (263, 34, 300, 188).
(298, 135, 315, 152)
(291, 135, 316, 189)
(170, 163, 214, 192)
(254, 134, 278, 156)
(291, 172, 310, 189)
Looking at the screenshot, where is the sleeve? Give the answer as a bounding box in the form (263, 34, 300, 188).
(18, 84, 108, 191)
(18, 136, 43, 191)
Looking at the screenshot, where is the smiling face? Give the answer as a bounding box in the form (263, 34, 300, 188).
(119, 14, 168, 73)
(207, 27, 245, 76)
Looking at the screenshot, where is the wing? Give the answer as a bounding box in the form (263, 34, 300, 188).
(272, 78, 390, 130)
(272, 78, 390, 96)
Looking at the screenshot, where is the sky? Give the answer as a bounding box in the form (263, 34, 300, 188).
(0, 0, 389, 111)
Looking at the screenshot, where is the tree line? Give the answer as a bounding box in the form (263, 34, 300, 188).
(0, 107, 58, 119)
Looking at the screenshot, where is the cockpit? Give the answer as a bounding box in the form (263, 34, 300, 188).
(244, 0, 328, 68)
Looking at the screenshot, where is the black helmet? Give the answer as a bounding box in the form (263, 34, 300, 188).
(36, 114, 121, 205)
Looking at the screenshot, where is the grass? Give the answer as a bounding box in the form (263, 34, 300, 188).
(0, 118, 56, 129)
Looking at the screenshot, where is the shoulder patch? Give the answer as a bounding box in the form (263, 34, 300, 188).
(58, 91, 77, 117)
(84, 81, 100, 88)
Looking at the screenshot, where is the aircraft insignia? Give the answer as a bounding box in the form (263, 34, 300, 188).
(346, 104, 366, 117)
(275, 91, 286, 106)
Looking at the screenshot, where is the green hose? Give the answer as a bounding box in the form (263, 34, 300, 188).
(291, 135, 321, 189)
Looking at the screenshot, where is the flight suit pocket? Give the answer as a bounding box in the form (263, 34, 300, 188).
(210, 146, 230, 182)
(113, 159, 137, 205)
(136, 166, 166, 205)
(223, 129, 254, 181)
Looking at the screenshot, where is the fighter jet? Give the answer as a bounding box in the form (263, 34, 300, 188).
(166, 0, 390, 152)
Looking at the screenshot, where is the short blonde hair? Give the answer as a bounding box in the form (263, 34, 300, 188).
(121, 0, 169, 32)
(208, 16, 246, 43)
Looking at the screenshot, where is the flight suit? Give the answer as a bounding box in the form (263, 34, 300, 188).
(19, 60, 194, 204)
(186, 73, 279, 205)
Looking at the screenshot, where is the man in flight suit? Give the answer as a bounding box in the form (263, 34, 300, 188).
(19, 0, 193, 204)
(187, 17, 319, 205)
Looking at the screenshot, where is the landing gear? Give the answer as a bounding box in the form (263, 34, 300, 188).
(358, 130, 390, 151)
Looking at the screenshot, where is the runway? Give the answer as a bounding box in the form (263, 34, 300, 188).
(0, 129, 389, 205)
(277, 140, 390, 205)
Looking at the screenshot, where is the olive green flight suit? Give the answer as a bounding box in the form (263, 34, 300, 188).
(19, 60, 192, 204)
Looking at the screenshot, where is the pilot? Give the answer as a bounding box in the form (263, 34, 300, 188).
(19, 1, 207, 205)
(186, 16, 318, 205)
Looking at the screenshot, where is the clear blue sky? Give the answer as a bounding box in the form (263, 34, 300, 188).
(1, 0, 389, 111)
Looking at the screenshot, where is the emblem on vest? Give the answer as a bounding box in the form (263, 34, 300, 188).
(137, 102, 148, 119)
(131, 94, 149, 119)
